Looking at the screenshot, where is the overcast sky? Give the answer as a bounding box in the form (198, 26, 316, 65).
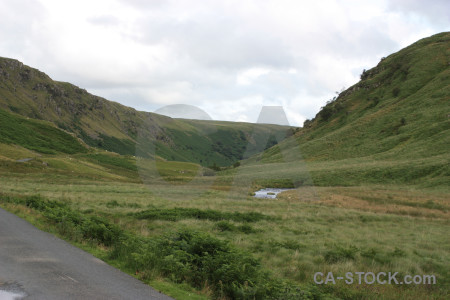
(0, 0, 448, 126)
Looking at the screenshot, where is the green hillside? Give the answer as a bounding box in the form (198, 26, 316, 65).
(0, 108, 86, 154)
(0, 57, 290, 166)
(140, 118, 289, 167)
(248, 32, 449, 187)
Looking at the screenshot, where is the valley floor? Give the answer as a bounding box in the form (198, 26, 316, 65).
(0, 157, 448, 299)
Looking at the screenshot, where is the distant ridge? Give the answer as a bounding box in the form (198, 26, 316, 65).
(0, 57, 290, 166)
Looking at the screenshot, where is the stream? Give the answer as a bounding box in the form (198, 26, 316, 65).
(253, 188, 294, 199)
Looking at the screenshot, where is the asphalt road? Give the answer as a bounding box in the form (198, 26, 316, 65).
(0, 207, 173, 300)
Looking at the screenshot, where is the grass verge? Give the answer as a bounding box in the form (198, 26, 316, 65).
(0, 193, 331, 300)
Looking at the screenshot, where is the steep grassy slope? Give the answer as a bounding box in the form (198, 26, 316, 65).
(0, 108, 86, 154)
(0, 58, 290, 166)
(250, 32, 449, 187)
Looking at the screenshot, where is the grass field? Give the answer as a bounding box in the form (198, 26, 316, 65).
(0, 151, 448, 299)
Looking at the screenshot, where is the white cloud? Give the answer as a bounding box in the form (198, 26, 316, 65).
(0, 0, 448, 126)
(236, 68, 271, 86)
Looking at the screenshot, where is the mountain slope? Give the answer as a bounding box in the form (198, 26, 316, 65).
(250, 32, 449, 187)
(264, 32, 449, 161)
(0, 108, 86, 154)
(0, 58, 290, 166)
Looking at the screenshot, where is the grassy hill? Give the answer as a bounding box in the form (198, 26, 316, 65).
(0, 108, 86, 154)
(248, 32, 449, 187)
(0, 58, 290, 166)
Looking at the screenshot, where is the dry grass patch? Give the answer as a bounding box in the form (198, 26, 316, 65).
(311, 186, 449, 219)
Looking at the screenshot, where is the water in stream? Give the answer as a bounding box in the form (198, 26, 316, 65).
(253, 188, 293, 199)
(0, 290, 25, 300)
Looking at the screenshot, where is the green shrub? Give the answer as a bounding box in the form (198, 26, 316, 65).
(392, 87, 401, 97)
(269, 239, 303, 251)
(392, 247, 407, 257)
(361, 247, 378, 260)
(106, 200, 121, 208)
(111, 229, 286, 299)
(400, 117, 406, 126)
(80, 216, 122, 246)
(215, 220, 235, 232)
(106, 200, 141, 209)
(133, 207, 271, 223)
(148, 230, 283, 299)
(319, 106, 333, 121)
(9, 194, 122, 246)
(25, 194, 48, 210)
(324, 245, 359, 263)
(214, 221, 257, 234)
(237, 224, 257, 234)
